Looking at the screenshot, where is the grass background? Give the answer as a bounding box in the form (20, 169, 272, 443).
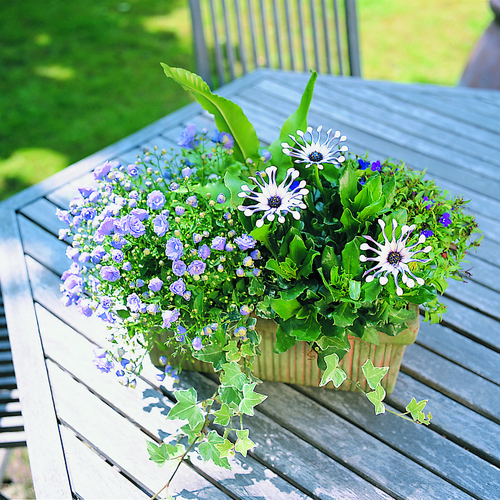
(0, 0, 493, 202)
(0, 0, 494, 496)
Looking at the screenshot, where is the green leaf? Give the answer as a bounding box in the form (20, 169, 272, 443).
(297, 248, 320, 278)
(181, 421, 204, 444)
(161, 64, 260, 164)
(167, 388, 205, 429)
(289, 235, 308, 264)
(320, 353, 347, 388)
(341, 238, 361, 276)
(193, 343, 226, 371)
(360, 326, 379, 345)
(274, 321, 297, 353)
(235, 429, 256, 457)
(220, 362, 248, 391)
(362, 360, 389, 390)
(289, 313, 322, 342)
(198, 430, 231, 469)
(219, 386, 243, 407)
(340, 207, 360, 237)
(215, 438, 235, 458)
(349, 280, 361, 300)
(382, 175, 396, 208)
(265, 258, 297, 280)
(321, 246, 339, 276)
(271, 297, 301, 321)
(146, 441, 168, 466)
(333, 302, 357, 327)
(166, 443, 185, 459)
(224, 171, 246, 209)
(267, 70, 318, 171)
(213, 403, 232, 426)
(339, 164, 359, 210)
(406, 397, 430, 422)
(361, 280, 382, 303)
(366, 385, 386, 414)
(357, 197, 387, 221)
(239, 382, 267, 416)
(223, 340, 241, 362)
(115, 309, 130, 319)
(280, 283, 307, 301)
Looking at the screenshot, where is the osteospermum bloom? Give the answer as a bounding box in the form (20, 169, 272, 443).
(359, 219, 432, 296)
(282, 126, 348, 169)
(238, 166, 308, 228)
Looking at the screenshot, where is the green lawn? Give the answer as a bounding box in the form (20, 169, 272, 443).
(0, 0, 493, 201)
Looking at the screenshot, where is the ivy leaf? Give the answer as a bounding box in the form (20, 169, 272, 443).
(220, 362, 248, 391)
(333, 302, 357, 327)
(235, 429, 255, 457)
(193, 343, 226, 371)
(146, 441, 168, 466)
(219, 386, 244, 408)
(366, 385, 386, 415)
(215, 438, 235, 458)
(223, 340, 241, 363)
(166, 443, 185, 459)
(161, 64, 260, 164)
(198, 430, 231, 469)
(167, 388, 205, 429)
(270, 297, 301, 321)
(362, 360, 389, 390)
(406, 397, 432, 424)
(181, 421, 204, 444)
(213, 403, 232, 426)
(239, 383, 267, 416)
(319, 353, 347, 388)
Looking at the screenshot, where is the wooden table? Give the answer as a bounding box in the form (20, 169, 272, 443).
(1, 69, 500, 499)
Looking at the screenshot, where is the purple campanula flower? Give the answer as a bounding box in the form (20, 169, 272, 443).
(252, 268, 261, 277)
(243, 256, 253, 267)
(136, 279, 144, 287)
(81, 207, 96, 221)
(72, 215, 83, 228)
(93, 355, 114, 373)
(187, 260, 206, 276)
(439, 212, 452, 227)
(198, 244, 210, 260)
(175, 206, 185, 216)
(234, 234, 256, 251)
(223, 212, 231, 220)
(225, 243, 236, 252)
(183, 290, 191, 301)
(236, 268, 245, 277)
(94, 161, 113, 181)
(172, 260, 187, 276)
(78, 186, 95, 198)
(78, 252, 90, 263)
(130, 209, 149, 221)
(129, 215, 146, 238)
(64, 274, 83, 295)
(89, 191, 101, 204)
(250, 249, 261, 260)
(240, 305, 251, 316)
(422, 196, 434, 210)
(129, 190, 139, 200)
(100, 266, 121, 282)
(128, 198, 137, 208)
(56, 209, 71, 224)
(147, 190, 166, 211)
(111, 249, 124, 263)
(61, 262, 80, 281)
(177, 124, 197, 149)
(127, 164, 139, 177)
(101, 297, 113, 309)
(97, 217, 115, 236)
(66, 246, 80, 262)
(170, 182, 180, 191)
(122, 261, 132, 271)
(156, 373, 166, 382)
(181, 166, 195, 178)
(153, 214, 169, 237)
(186, 196, 198, 208)
(165, 237, 184, 260)
(127, 293, 142, 312)
(78, 299, 93, 317)
(192, 337, 203, 351)
(58, 229, 69, 240)
(216, 193, 226, 204)
(212, 130, 234, 149)
(111, 236, 128, 249)
(147, 304, 159, 315)
(114, 216, 131, 235)
(170, 278, 186, 296)
(193, 233, 202, 243)
(262, 149, 272, 162)
(148, 278, 163, 292)
(161, 309, 180, 329)
(217, 264, 224, 272)
(211, 236, 226, 251)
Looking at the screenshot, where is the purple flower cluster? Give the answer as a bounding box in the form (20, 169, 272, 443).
(358, 158, 382, 171)
(439, 212, 452, 227)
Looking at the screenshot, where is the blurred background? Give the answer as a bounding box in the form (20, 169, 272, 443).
(0, 0, 493, 496)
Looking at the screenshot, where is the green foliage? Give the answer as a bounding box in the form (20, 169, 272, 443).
(166, 388, 204, 430)
(239, 383, 267, 416)
(320, 354, 347, 388)
(362, 360, 389, 390)
(198, 431, 231, 469)
(366, 385, 387, 415)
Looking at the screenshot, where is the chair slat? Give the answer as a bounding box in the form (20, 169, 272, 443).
(297, 0, 308, 72)
(234, 0, 248, 75)
(271, 0, 283, 69)
(321, 0, 332, 74)
(284, 0, 295, 71)
(209, 0, 226, 86)
(259, 0, 271, 68)
(222, 0, 237, 81)
(333, 0, 344, 75)
(247, 0, 259, 68)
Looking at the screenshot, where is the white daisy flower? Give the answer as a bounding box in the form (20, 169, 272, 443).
(359, 219, 432, 296)
(281, 126, 348, 170)
(238, 166, 309, 228)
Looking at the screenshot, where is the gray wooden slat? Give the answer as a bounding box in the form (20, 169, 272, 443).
(46, 359, 232, 499)
(459, 252, 500, 292)
(417, 320, 500, 385)
(271, 0, 283, 69)
(45, 171, 96, 209)
(332, 0, 343, 75)
(0, 210, 71, 499)
(0, 402, 22, 417)
(388, 373, 500, 466)
(0, 415, 24, 432)
(0, 431, 26, 448)
(296, 385, 500, 500)
(59, 425, 152, 500)
(439, 296, 500, 351)
(222, 0, 236, 81)
(256, 383, 473, 499)
(402, 344, 500, 423)
(344, 0, 361, 76)
(20, 197, 66, 236)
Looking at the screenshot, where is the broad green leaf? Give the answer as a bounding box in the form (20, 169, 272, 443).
(213, 403, 232, 426)
(166, 443, 185, 459)
(216, 438, 235, 458)
(235, 429, 255, 457)
(360, 326, 379, 345)
(193, 343, 226, 371)
(271, 297, 301, 321)
(362, 360, 389, 390)
(357, 197, 387, 221)
(198, 430, 231, 469)
(361, 280, 382, 303)
(239, 383, 267, 416)
(333, 302, 357, 327)
(289, 235, 308, 264)
(339, 163, 359, 210)
(265, 258, 297, 280)
(280, 283, 307, 301)
(366, 385, 386, 415)
(289, 313, 322, 342)
(146, 441, 168, 466)
(181, 421, 204, 444)
(341, 238, 361, 276)
(162, 64, 260, 164)
(224, 171, 246, 209)
(267, 70, 318, 172)
(406, 397, 430, 422)
(382, 175, 396, 208)
(321, 246, 339, 276)
(349, 280, 361, 300)
(220, 362, 248, 391)
(219, 386, 244, 407)
(274, 321, 297, 353)
(340, 207, 360, 238)
(223, 340, 241, 362)
(167, 388, 205, 429)
(297, 248, 320, 278)
(316, 332, 350, 352)
(320, 353, 347, 388)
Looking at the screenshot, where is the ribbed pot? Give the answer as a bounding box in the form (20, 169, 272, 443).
(150, 304, 420, 396)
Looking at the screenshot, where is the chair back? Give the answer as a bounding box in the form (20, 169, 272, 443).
(189, 0, 361, 88)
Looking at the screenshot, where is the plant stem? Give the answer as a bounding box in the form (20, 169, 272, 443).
(313, 165, 326, 200)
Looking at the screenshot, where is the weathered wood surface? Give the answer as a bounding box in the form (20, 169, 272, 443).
(0, 70, 499, 499)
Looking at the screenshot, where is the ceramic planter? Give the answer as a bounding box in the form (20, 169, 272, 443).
(150, 304, 420, 396)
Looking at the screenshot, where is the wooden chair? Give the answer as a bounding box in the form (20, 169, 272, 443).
(188, 0, 362, 88)
(0, 290, 26, 492)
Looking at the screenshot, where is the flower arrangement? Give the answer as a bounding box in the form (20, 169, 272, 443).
(58, 65, 480, 495)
